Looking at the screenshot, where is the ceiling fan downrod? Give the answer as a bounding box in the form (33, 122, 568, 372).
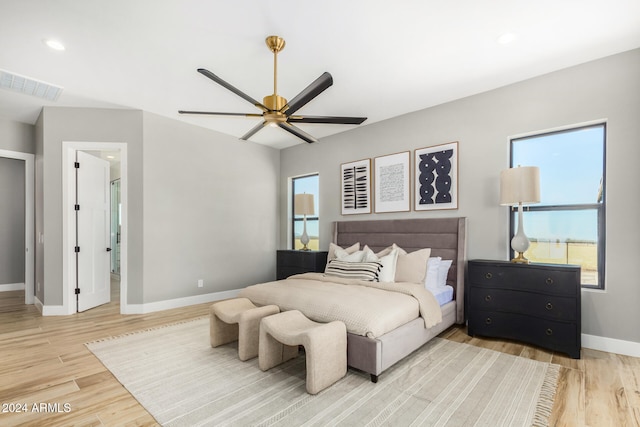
(264, 36, 287, 112)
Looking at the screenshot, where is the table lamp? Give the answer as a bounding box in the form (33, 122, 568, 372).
(500, 166, 540, 263)
(294, 193, 315, 251)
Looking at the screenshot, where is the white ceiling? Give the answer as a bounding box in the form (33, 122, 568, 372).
(1, 0, 639, 149)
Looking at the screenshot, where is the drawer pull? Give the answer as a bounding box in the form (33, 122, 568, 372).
(545, 302, 553, 310)
(485, 295, 492, 302)
(545, 277, 554, 285)
(546, 328, 553, 336)
(485, 272, 493, 279)
(485, 318, 492, 325)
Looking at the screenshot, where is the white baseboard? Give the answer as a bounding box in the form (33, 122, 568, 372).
(34, 295, 43, 313)
(582, 333, 640, 358)
(0, 283, 25, 292)
(121, 289, 241, 315)
(41, 303, 72, 316)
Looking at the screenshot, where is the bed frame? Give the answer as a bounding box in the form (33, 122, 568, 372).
(332, 217, 467, 382)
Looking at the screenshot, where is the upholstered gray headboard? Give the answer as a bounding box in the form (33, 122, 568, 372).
(332, 217, 467, 324)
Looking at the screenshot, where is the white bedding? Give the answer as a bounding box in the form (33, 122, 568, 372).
(239, 272, 442, 338)
(427, 285, 454, 306)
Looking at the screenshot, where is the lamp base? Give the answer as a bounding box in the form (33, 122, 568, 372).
(299, 245, 310, 251)
(510, 252, 530, 264)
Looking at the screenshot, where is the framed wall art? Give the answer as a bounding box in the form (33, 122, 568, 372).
(414, 141, 458, 211)
(374, 151, 410, 213)
(341, 158, 371, 215)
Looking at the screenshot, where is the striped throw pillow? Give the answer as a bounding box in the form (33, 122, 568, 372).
(324, 260, 382, 281)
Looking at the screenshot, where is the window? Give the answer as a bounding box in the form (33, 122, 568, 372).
(291, 174, 319, 250)
(510, 123, 606, 288)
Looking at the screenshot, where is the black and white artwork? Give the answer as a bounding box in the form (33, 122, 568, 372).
(414, 142, 458, 211)
(341, 158, 371, 215)
(374, 151, 410, 213)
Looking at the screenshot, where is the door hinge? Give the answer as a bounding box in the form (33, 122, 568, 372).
(74, 246, 80, 253)
(74, 162, 80, 168)
(74, 204, 80, 211)
(75, 288, 80, 295)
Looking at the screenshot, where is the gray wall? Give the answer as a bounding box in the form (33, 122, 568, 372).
(36, 107, 280, 307)
(0, 118, 35, 154)
(141, 112, 280, 303)
(0, 157, 25, 284)
(279, 48, 640, 344)
(38, 107, 144, 305)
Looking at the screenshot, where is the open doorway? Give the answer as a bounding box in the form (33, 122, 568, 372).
(0, 149, 35, 306)
(62, 142, 127, 314)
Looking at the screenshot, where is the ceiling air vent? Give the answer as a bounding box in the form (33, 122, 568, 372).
(0, 69, 63, 101)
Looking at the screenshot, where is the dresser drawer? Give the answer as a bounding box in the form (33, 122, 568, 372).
(468, 262, 580, 297)
(468, 287, 577, 321)
(468, 310, 580, 358)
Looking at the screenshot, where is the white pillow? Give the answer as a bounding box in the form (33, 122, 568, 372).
(336, 249, 365, 262)
(327, 242, 360, 262)
(424, 257, 442, 289)
(362, 246, 399, 282)
(437, 259, 453, 287)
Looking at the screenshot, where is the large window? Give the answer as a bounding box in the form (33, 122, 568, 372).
(291, 174, 319, 250)
(510, 123, 606, 288)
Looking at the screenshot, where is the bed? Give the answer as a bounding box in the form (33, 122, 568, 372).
(240, 217, 467, 382)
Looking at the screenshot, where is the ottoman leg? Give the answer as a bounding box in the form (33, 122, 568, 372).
(259, 328, 299, 371)
(237, 305, 279, 361)
(210, 309, 238, 348)
(304, 321, 347, 394)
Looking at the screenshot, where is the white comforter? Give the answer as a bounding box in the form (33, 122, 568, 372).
(239, 272, 442, 338)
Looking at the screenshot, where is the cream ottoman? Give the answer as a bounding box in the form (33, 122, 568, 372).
(210, 298, 279, 361)
(259, 310, 347, 394)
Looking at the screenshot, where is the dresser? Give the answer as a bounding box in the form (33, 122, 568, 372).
(467, 260, 581, 358)
(276, 250, 328, 280)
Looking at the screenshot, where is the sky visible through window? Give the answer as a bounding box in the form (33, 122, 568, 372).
(512, 125, 604, 242)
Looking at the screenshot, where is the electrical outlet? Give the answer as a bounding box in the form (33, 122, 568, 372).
(197, 279, 204, 288)
(37, 282, 41, 291)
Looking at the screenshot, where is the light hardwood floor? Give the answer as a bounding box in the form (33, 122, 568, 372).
(1, 287, 638, 427)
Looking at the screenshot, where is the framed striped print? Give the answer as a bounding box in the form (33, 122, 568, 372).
(341, 158, 371, 215)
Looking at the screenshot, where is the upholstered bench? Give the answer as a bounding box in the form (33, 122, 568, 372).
(210, 298, 279, 361)
(259, 310, 347, 394)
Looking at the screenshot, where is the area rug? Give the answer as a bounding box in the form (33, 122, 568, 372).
(86, 318, 559, 426)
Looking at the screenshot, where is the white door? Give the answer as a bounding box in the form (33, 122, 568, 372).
(76, 151, 111, 312)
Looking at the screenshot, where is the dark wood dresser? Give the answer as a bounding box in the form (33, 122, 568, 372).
(467, 260, 581, 358)
(276, 250, 328, 280)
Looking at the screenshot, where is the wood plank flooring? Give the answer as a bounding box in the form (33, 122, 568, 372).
(1, 287, 638, 426)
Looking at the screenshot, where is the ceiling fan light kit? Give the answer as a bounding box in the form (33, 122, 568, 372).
(179, 35, 367, 143)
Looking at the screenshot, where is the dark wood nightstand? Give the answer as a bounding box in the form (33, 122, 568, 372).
(276, 250, 328, 280)
(467, 260, 581, 358)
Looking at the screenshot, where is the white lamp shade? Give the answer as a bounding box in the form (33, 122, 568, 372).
(294, 193, 315, 216)
(500, 166, 540, 206)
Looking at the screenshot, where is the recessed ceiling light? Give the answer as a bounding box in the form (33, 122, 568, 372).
(497, 32, 518, 45)
(44, 39, 65, 51)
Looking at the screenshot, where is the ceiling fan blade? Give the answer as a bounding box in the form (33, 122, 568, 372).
(240, 121, 268, 140)
(288, 115, 367, 125)
(178, 110, 263, 118)
(277, 123, 318, 143)
(281, 72, 333, 115)
(197, 68, 269, 111)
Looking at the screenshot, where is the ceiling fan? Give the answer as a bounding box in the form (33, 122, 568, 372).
(178, 35, 367, 143)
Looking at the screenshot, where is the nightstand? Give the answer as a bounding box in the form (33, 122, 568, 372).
(276, 250, 328, 280)
(467, 260, 581, 358)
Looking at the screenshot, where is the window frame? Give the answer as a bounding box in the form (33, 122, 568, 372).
(291, 173, 319, 250)
(509, 123, 606, 289)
